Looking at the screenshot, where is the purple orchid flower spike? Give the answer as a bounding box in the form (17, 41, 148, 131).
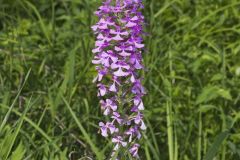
(92, 0, 146, 158)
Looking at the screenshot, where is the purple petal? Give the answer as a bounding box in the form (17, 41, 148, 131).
(134, 97, 144, 110)
(113, 143, 119, 151)
(111, 104, 117, 111)
(110, 56, 118, 63)
(113, 34, 123, 41)
(92, 59, 101, 64)
(99, 122, 104, 127)
(120, 31, 129, 36)
(131, 106, 139, 112)
(101, 128, 108, 137)
(112, 137, 118, 143)
(131, 16, 139, 21)
(98, 85, 107, 96)
(134, 42, 144, 48)
(134, 115, 141, 124)
(111, 63, 119, 69)
(121, 141, 127, 147)
(138, 101, 144, 110)
(92, 47, 101, 53)
(119, 50, 131, 56)
(130, 74, 136, 83)
(102, 58, 110, 67)
(129, 144, 140, 158)
(97, 33, 104, 39)
(98, 23, 108, 30)
(103, 108, 110, 115)
(126, 21, 137, 27)
(134, 60, 143, 69)
(137, 132, 141, 139)
(95, 40, 104, 47)
(140, 121, 147, 130)
(121, 64, 130, 70)
(113, 68, 129, 77)
(109, 82, 117, 92)
(126, 46, 134, 51)
(115, 46, 122, 51)
(91, 25, 98, 31)
(128, 134, 133, 142)
(97, 73, 103, 81)
(109, 125, 116, 134)
(110, 29, 118, 34)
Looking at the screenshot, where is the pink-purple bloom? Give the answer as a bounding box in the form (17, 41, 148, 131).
(92, 0, 146, 158)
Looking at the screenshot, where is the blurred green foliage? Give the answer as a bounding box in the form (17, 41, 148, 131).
(0, 0, 240, 159)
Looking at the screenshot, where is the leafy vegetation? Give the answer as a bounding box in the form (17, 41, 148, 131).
(0, 0, 240, 159)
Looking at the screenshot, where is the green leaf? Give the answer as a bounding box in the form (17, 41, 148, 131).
(196, 86, 232, 104)
(217, 88, 232, 100)
(10, 141, 26, 160)
(198, 105, 218, 113)
(204, 131, 230, 160)
(210, 74, 223, 82)
(0, 130, 15, 158)
(196, 86, 219, 104)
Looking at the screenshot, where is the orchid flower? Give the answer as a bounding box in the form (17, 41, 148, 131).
(92, 0, 146, 158)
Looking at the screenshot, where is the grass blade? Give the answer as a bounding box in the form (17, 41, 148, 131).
(154, 0, 178, 18)
(21, 0, 52, 46)
(0, 69, 31, 134)
(197, 112, 202, 160)
(167, 101, 174, 160)
(62, 96, 103, 159)
(0, 104, 61, 151)
(2, 96, 32, 160)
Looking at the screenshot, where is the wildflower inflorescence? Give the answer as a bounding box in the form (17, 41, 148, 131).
(92, 0, 146, 158)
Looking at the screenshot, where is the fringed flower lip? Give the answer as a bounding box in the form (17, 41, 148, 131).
(92, 0, 146, 159)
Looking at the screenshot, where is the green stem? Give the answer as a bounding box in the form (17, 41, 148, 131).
(197, 111, 202, 160)
(221, 49, 226, 160)
(167, 48, 175, 160)
(174, 121, 178, 160)
(220, 106, 226, 160)
(167, 101, 174, 160)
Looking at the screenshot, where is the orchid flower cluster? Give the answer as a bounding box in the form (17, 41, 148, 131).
(91, 0, 146, 158)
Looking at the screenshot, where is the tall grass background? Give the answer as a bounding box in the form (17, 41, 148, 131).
(0, 0, 240, 159)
